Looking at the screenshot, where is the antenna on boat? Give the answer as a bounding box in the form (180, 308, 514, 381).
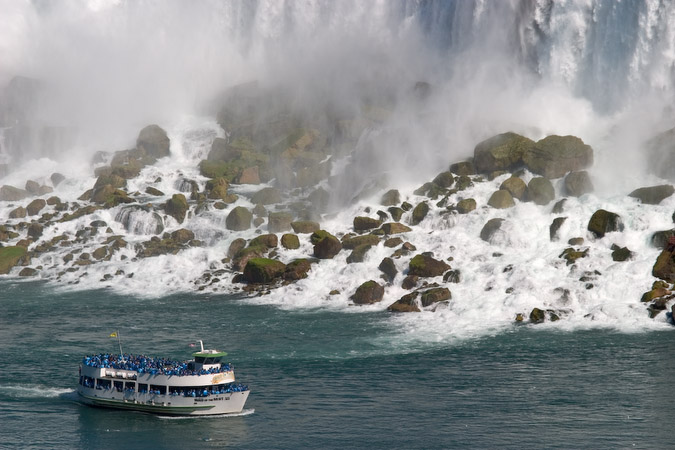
(199, 340, 204, 352)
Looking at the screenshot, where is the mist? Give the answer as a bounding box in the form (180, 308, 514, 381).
(1, 0, 674, 196)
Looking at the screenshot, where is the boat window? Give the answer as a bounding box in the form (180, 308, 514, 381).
(194, 357, 205, 364)
(124, 382, 135, 392)
(113, 381, 124, 392)
(149, 385, 166, 395)
(96, 379, 111, 390)
(138, 383, 148, 393)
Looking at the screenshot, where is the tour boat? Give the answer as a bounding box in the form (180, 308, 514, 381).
(77, 341, 250, 415)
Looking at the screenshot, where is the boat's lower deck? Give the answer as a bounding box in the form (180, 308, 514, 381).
(77, 386, 250, 415)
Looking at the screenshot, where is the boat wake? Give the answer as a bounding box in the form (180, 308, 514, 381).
(0, 384, 74, 399)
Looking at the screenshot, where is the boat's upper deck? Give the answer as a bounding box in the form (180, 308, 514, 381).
(82, 353, 232, 377)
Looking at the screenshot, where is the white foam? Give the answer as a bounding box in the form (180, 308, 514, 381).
(0, 384, 74, 399)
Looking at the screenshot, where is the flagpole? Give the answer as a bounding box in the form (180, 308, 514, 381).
(117, 329, 123, 358)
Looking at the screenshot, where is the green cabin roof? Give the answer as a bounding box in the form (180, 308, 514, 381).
(192, 351, 227, 358)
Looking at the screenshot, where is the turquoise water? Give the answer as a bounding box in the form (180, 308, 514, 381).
(0, 280, 672, 449)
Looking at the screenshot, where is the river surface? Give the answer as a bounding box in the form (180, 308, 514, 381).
(0, 280, 672, 449)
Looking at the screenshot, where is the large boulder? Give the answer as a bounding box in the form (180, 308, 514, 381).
(432, 171, 454, 188)
(387, 292, 420, 312)
(0, 185, 28, 201)
(645, 127, 675, 180)
(311, 230, 342, 259)
(283, 259, 312, 280)
(588, 209, 623, 238)
(550, 217, 567, 241)
(342, 234, 380, 250)
(164, 194, 189, 224)
(500, 177, 528, 201)
(170, 228, 195, 244)
(94, 173, 126, 189)
(523, 135, 593, 179)
(455, 198, 477, 214)
(353, 216, 382, 232)
(136, 125, 170, 161)
(347, 244, 373, 263)
(527, 177, 555, 205)
(91, 185, 133, 207)
(480, 218, 505, 243)
(243, 257, 286, 283)
(473, 132, 534, 173)
(381, 222, 412, 234)
(226, 206, 253, 231)
(408, 254, 451, 277)
(420, 287, 451, 307)
(628, 185, 675, 205)
(564, 171, 594, 197)
(653, 249, 675, 283)
(281, 233, 300, 249)
(449, 160, 475, 176)
(26, 199, 46, 216)
(268, 212, 293, 233)
(381, 189, 401, 206)
(350, 280, 384, 305)
(411, 202, 430, 225)
(251, 187, 282, 205)
(8, 206, 26, 219)
(205, 178, 234, 202)
(291, 221, 320, 234)
(0, 246, 27, 274)
(487, 190, 515, 209)
(378, 257, 398, 282)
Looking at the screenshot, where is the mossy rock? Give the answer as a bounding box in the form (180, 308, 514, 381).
(281, 233, 300, 250)
(387, 292, 420, 312)
(232, 245, 266, 271)
(455, 198, 477, 214)
(27, 223, 43, 239)
(226, 206, 253, 231)
(250, 234, 278, 249)
(243, 257, 286, 283)
(92, 246, 108, 260)
(378, 257, 397, 282)
(523, 135, 593, 179)
(59, 205, 99, 223)
(312, 230, 342, 259)
(137, 124, 170, 160)
(480, 218, 504, 242)
(18, 267, 38, 277)
(26, 199, 46, 216)
(171, 228, 195, 244)
(587, 209, 623, 238)
(383, 237, 403, 248)
(387, 207, 404, 222)
(94, 173, 126, 190)
(611, 245, 633, 262)
(342, 234, 380, 250)
(401, 202, 413, 212)
(91, 185, 133, 208)
(527, 177, 555, 205)
(487, 190, 515, 209)
(381, 222, 412, 234)
(443, 269, 461, 283)
(473, 132, 534, 173)
(564, 171, 594, 197)
(559, 247, 589, 265)
(353, 216, 382, 232)
(347, 244, 372, 264)
(449, 160, 475, 176)
(641, 287, 671, 303)
(408, 254, 451, 277)
(251, 187, 282, 205)
(455, 175, 473, 191)
(652, 249, 675, 283)
(411, 202, 430, 225)
(350, 280, 385, 305)
(432, 171, 454, 188)
(420, 287, 451, 307)
(145, 186, 165, 196)
(205, 178, 230, 201)
(0, 246, 27, 274)
(9, 206, 26, 219)
(550, 217, 567, 241)
(529, 307, 546, 324)
(291, 221, 320, 234)
(283, 259, 312, 280)
(268, 212, 293, 233)
(164, 193, 189, 224)
(628, 185, 675, 205)
(227, 238, 247, 258)
(500, 177, 528, 201)
(381, 189, 401, 206)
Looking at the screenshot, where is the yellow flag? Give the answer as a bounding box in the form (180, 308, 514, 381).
(109, 332, 117, 337)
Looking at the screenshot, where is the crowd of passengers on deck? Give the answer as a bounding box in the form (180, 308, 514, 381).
(81, 377, 248, 396)
(82, 354, 232, 376)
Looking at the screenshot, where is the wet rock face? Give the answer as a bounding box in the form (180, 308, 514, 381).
(164, 194, 189, 224)
(645, 127, 675, 180)
(527, 177, 555, 205)
(380, 189, 401, 206)
(226, 206, 252, 231)
(628, 185, 675, 205)
(653, 249, 675, 283)
(350, 280, 384, 304)
(500, 176, 527, 201)
(353, 216, 382, 232)
(408, 254, 450, 278)
(587, 209, 623, 238)
(387, 292, 420, 312)
(311, 230, 342, 259)
(411, 202, 430, 225)
(0, 246, 27, 274)
(0, 185, 28, 201)
(523, 135, 593, 179)
(564, 171, 594, 197)
(480, 218, 504, 242)
(420, 287, 451, 307)
(137, 125, 170, 161)
(243, 257, 286, 283)
(487, 190, 515, 209)
(268, 212, 293, 233)
(473, 132, 534, 173)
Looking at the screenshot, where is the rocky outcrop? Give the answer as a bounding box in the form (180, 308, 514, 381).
(588, 209, 623, 238)
(473, 132, 534, 173)
(137, 124, 171, 161)
(243, 257, 286, 283)
(350, 280, 384, 304)
(564, 171, 594, 197)
(628, 185, 675, 205)
(387, 292, 420, 312)
(408, 254, 451, 277)
(523, 135, 593, 179)
(226, 206, 253, 231)
(527, 177, 555, 205)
